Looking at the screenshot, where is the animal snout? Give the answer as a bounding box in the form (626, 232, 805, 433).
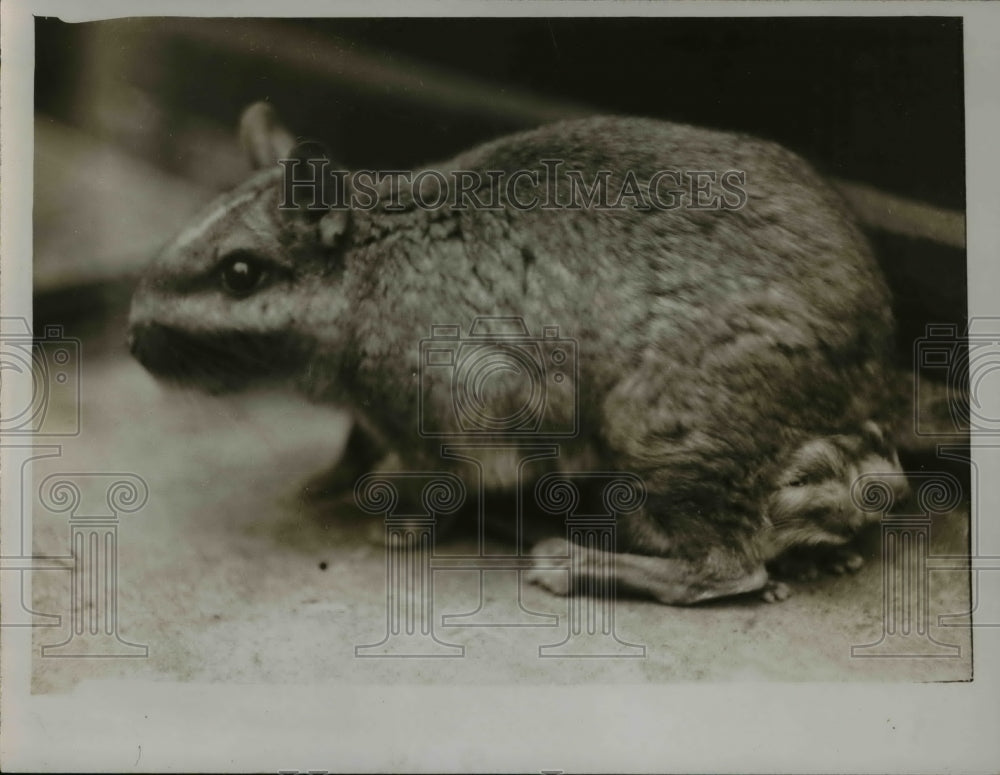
(126, 327, 138, 355)
(126, 322, 174, 374)
(126, 322, 150, 358)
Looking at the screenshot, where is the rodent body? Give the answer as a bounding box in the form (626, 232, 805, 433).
(129, 107, 909, 605)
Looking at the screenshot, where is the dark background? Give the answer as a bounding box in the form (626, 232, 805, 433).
(34, 16, 966, 364)
(36, 17, 965, 205)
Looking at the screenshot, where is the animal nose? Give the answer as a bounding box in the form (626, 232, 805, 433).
(126, 324, 150, 357)
(126, 323, 156, 359)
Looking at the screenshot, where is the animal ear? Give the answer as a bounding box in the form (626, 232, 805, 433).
(318, 209, 350, 249)
(278, 139, 352, 248)
(860, 420, 894, 456)
(860, 420, 884, 442)
(238, 101, 296, 170)
(240, 105, 351, 249)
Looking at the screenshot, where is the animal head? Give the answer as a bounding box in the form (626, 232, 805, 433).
(128, 103, 353, 393)
(760, 421, 909, 557)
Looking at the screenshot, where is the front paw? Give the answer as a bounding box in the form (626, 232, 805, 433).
(525, 538, 571, 596)
(770, 546, 865, 581)
(827, 549, 864, 575)
(299, 465, 363, 503)
(769, 554, 820, 582)
(760, 580, 791, 603)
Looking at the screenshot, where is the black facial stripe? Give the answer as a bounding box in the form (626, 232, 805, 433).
(791, 461, 837, 484)
(129, 322, 306, 392)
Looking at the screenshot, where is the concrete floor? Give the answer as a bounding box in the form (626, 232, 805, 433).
(29, 346, 973, 693)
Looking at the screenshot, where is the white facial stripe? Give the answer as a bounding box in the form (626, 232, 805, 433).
(175, 190, 263, 249)
(138, 292, 290, 334)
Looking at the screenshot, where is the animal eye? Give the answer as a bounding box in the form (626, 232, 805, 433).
(219, 252, 268, 297)
(785, 472, 813, 488)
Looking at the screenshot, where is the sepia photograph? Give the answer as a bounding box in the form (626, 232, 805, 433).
(2, 2, 999, 772)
